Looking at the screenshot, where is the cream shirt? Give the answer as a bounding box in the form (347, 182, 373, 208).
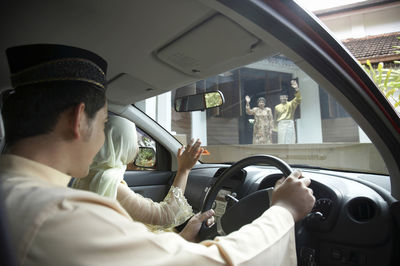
(0, 154, 297, 266)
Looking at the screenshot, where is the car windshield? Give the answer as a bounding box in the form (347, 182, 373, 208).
(136, 53, 390, 175)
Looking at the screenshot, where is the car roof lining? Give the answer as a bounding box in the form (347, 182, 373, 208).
(155, 14, 262, 77)
(0, 0, 279, 105)
(0, 1, 212, 92)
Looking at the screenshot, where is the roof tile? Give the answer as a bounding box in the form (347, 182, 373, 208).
(342, 31, 400, 63)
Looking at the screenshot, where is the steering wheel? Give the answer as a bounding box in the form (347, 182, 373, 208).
(198, 155, 293, 241)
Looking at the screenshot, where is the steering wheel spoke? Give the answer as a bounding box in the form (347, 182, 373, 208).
(198, 155, 292, 241)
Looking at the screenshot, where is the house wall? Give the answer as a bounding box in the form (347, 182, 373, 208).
(322, 117, 359, 142)
(171, 111, 191, 145)
(295, 73, 323, 144)
(207, 117, 239, 145)
(320, 4, 400, 39)
(201, 143, 387, 174)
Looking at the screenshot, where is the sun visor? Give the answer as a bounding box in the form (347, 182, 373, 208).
(156, 14, 261, 77)
(106, 73, 160, 105)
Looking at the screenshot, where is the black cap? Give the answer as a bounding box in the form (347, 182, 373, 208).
(6, 44, 107, 90)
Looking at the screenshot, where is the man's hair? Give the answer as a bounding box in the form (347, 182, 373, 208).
(2, 81, 106, 146)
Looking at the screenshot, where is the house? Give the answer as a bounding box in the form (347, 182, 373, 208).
(342, 32, 400, 66)
(316, 0, 400, 66)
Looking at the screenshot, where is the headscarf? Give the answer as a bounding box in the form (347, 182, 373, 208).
(72, 116, 138, 199)
(257, 97, 266, 105)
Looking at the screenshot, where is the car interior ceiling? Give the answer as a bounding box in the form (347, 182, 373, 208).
(0, 1, 282, 105)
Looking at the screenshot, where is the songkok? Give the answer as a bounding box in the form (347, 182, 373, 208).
(6, 44, 107, 90)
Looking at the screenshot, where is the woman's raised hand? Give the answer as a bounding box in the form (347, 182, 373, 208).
(177, 139, 203, 172)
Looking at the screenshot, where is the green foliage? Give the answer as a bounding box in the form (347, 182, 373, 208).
(361, 37, 400, 110)
(362, 60, 400, 109)
(135, 147, 156, 168)
(205, 91, 223, 108)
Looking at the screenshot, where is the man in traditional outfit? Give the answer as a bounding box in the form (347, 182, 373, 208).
(0, 44, 314, 266)
(274, 79, 302, 144)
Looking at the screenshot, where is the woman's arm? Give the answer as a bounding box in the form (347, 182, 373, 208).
(172, 139, 203, 191)
(245, 104, 255, 115)
(117, 183, 193, 229)
(116, 140, 202, 228)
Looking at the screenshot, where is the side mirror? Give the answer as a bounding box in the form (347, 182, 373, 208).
(174, 90, 225, 112)
(134, 147, 156, 168)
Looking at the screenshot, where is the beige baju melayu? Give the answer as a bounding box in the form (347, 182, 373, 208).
(274, 91, 301, 144)
(0, 154, 297, 266)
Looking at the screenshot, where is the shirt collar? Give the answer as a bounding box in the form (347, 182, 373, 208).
(0, 154, 71, 187)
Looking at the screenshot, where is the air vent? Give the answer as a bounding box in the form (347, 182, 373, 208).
(347, 197, 376, 222)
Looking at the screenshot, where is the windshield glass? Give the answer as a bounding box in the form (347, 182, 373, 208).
(136, 54, 388, 175)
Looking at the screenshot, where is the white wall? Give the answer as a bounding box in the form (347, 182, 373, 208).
(136, 93, 171, 132)
(191, 111, 208, 145)
(320, 5, 400, 39)
(358, 127, 371, 143)
(136, 97, 157, 120)
(296, 72, 323, 143)
(156, 92, 171, 132)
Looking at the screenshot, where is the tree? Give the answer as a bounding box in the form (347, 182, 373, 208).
(362, 38, 400, 114)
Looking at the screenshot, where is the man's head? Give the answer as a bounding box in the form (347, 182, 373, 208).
(2, 44, 108, 177)
(280, 95, 288, 104)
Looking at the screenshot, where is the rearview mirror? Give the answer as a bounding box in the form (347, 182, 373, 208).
(174, 91, 224, 112)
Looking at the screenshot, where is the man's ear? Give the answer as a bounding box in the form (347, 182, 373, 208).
(71, 103, 86, 139)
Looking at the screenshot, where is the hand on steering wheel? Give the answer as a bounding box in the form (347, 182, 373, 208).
(198, 155, 293, 241)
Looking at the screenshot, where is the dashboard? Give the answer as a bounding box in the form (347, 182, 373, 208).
(184, 163, 396, 266)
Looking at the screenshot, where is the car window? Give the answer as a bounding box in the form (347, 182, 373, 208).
(126, 127, 157, 171)
(137, 54, 389, 175)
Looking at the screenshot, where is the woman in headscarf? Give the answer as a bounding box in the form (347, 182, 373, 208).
(72, 115, 201, 230)
(245, 95, 274, 144)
